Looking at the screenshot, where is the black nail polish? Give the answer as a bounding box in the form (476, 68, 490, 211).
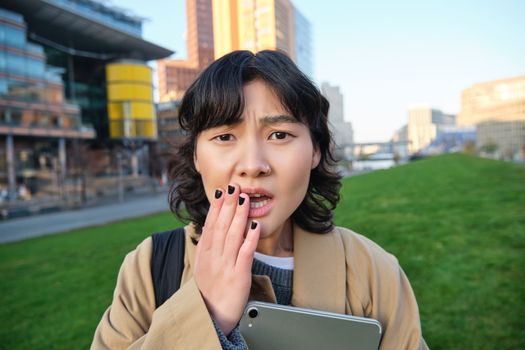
(215, 189, 222, 199)
(239, 196, 245, 205)
(228, 185, 235, 195)
(251, 221, 258, 230)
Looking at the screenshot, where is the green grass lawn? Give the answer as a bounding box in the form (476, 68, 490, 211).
(1, 154, 524, 349)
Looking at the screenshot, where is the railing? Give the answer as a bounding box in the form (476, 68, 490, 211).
(0, 119, 96, 139)
(0, 175, 166, 220)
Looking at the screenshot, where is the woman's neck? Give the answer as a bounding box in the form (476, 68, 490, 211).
(256, 219, 294, 257)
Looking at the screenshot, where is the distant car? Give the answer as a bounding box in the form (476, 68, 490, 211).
(409, 153, 425, 161)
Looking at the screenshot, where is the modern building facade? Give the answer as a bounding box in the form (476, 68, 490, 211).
(0, 7, 94, 200)
(476, 121, 525, 160)
(157, 0, 312, 104)
(407, 106, 456, 154)
(1, 0, 173, 202)
(321, 82, 353, 150)
(212, 0, 312, 77)
(458, 76, 525, 126)
(157, 0, 214, 102)
(458, 76, 525, 159)
(293, 8, 313, 78)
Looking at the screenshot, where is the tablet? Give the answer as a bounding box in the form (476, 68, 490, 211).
(239, 301, 382, 350)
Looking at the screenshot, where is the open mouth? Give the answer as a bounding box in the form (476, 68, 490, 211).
(243, 190, 274, 217)
(248, 194, 272, 209)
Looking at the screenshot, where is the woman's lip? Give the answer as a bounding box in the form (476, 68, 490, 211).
(248, 198, 274, 218)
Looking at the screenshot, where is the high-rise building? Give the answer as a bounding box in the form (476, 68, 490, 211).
(188, 0, 215, 69)
(321, 82, 353, 149)
(407, 106, 455, 154)
(212, 0, 312, 77)
(458, 76, 525, 126)
(293, 7, 313, 78)
(458, 76, 525, 160)
(157, 0, 214, 102)
(1, 0, 173, 201)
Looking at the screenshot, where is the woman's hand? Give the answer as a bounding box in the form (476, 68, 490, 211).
(193, 183, 261, 335)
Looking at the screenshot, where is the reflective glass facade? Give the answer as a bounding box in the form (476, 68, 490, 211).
(0, 8, 93, 200)
(0, 1, 169, 205)
(0, 8, 85, 129)
(293, 7, 313, 78)
(43, 46, 108, 139)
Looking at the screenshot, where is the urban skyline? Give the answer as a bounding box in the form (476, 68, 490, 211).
(111, 0, 525, 143)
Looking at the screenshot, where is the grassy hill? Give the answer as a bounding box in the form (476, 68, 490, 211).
(335, 154, 525, 349)
(0, 153, 523, 349)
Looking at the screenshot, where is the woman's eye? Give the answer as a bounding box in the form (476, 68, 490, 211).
(214, 134, 233, 141)
(269, 132, 289, 140)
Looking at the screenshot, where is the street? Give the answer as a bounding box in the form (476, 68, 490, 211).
(0, 193, 169, 244)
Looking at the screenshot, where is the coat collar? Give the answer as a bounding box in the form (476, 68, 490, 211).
(292, 223, 346, 314)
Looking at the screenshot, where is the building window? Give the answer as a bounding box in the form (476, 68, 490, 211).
(0, 24, 26, 49)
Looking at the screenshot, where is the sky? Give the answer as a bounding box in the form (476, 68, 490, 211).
(111, 0, 525, 142)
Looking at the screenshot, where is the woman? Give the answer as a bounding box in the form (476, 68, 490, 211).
(91, 50, 428, 349)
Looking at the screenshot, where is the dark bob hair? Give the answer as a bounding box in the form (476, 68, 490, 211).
(168, 50, 341, 236)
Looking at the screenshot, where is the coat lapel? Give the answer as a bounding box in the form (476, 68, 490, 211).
(291, 224, 346, 314)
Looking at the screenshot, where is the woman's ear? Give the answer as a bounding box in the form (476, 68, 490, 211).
(311, 146, 321, 169)
(194, 153, 200, 173)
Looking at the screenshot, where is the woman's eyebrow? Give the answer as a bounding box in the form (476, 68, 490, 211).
(259, 114, 298, 125)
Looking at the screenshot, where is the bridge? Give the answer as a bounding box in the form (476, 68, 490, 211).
(338, 140, 412, 161)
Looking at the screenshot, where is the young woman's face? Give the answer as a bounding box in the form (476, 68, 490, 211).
(194, 80, 320, 239)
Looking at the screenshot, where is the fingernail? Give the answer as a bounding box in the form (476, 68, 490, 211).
(215, 189, 222, 199)
(251, 221, 258, 230)
(228, 185, 235, 195)
(239, 196, 245, 205)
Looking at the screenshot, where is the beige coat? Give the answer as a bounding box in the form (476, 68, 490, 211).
(91, 224, 429, 349)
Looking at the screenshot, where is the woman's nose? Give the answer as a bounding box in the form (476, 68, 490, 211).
(236, 142, 271, 178)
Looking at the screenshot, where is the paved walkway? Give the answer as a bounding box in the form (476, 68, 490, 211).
(0, 193, 169, 244)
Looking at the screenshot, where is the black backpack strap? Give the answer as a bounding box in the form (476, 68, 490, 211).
(151, 227, 186, 308)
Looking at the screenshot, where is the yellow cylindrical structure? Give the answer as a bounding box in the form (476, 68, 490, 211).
(106, 62, 157, 139)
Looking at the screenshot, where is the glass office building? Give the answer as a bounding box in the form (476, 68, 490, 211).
(0, 9, 84, 128)
(293, 7, 313, 79)
(0, 1, 173, 203)
(0, 8, 93, 201)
